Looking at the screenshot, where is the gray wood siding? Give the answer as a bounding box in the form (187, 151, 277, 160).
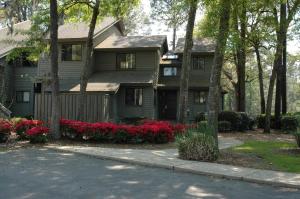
(37, 25, 122, 78)
(187, 90, 207, 121)
(34, 92, 111, 122)
(12, 67, 37, 117)
(117, 86, 155, 119)
(94, 51, 157, 71)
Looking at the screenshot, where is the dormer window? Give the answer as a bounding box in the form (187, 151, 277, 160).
(117, 53, 136, 69)
(61, 44, 82, 61)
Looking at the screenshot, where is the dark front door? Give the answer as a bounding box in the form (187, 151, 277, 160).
(158, 90, 177, 120)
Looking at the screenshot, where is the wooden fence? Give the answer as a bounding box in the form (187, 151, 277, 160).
(34, 92, 110, 123)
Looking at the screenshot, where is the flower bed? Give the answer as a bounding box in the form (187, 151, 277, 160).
(0, 119, 12, 143)
(26, 127, 49, 144)
(60, 119, 186, 144)
(15, 119, 43, 139)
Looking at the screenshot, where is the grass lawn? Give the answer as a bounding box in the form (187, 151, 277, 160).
(230, 141, 300, 173)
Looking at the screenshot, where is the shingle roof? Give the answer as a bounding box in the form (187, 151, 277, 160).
(95, 35, 168, 49)
(0, 20, 31, 58)
(175, 38, 215, 53)
(69, 71, 155, 92)
(55, 17, 117, 40)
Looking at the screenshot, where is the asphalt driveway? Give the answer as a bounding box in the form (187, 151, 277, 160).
(0, 148, 299, 199)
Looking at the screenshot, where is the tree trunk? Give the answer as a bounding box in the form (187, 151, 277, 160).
(77, 0, 100, 121)
(234, 1, 246, 112)
(254, 45, 265, 114)
(264, 3, 286, 133)
(49, 0, 60, 139)
(172, 27, 176, 51)
(177, 0, 198, 123)
(207, 0, 231, 146)
(281, 27, 287, 114)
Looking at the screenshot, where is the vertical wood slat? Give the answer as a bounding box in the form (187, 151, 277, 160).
(34, 92, 110, 122)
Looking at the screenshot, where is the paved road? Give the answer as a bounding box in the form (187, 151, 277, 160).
(0, 148, 299, 199)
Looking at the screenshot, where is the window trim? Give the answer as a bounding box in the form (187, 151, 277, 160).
(194, 91, 207, 104)
(61, 43, 83, 62)
(124, 88, 143, 107)
(16, 91, 30, 103)
(116, 53, 136, 70)
(192, 56, 205, 71)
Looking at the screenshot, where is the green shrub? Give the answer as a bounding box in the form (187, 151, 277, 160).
(256, 114, 277, 129)
(281, 115, 299, 131)
(218, 121, 231, 132)
(218, 111, 242, 131)
(176, 126, 218, 161)
(195, 112, 206, 122)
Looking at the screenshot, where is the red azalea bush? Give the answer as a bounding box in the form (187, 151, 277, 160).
(60, 119, 186, 144)
(15, 119, 43, 139)
(26, 127, 49, 143)
(0, 119, 12, 143)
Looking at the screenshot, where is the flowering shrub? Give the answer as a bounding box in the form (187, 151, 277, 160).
(26, 127, 49, 143)
(60, 119, 186, 144)
(15, 119, 43, 139)
(0, 119, 12, 143)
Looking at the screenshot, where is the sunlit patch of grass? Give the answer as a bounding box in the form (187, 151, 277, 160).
(231, 141, 300, 173)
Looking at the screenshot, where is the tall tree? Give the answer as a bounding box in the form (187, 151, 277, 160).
(177, 0, 198, 123)
(150, 0, 188, 50)
(77, 0, 100, 121)
(207, 0, 231, 145)
(264, 0, 300, 133)
(49, 0, 60, 139)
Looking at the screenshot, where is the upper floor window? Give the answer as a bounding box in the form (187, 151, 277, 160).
(16, 91, 30, 103)
(61, 44, 82, 61)
(117, 53, 136, 69)
(163, 67, 177, 76)
(125, 88, 143, 106)
(194, 91, 207, 104)
(192, 56, 205, 70)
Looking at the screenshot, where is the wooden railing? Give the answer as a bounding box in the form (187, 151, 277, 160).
(0, 103, 11, 119)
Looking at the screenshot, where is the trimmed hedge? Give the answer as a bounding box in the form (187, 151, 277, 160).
(281, 116, 299, 131)
(218, 111, 253, 131)
(256, 114, 277, 129)
(195, 112, 206, 122)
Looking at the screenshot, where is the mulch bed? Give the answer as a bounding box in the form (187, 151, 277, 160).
(219, 129, 295, 143)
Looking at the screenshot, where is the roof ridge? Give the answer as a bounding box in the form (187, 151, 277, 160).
(0, 20, 30, 31)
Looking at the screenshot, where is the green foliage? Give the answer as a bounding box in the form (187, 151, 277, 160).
(218, 121, 231, 132)
(232, 141, 300, 173)
(256, 114, 277, 129)
(218, 111, 242, 131)
(281, 115, 299, 132)
(176, 125, 218, 161)
(194, 112, 206, 122)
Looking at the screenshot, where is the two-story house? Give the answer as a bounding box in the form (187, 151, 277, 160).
(1, 17, 223, 122)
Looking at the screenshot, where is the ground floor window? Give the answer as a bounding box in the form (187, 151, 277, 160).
(16, 91, 30, 103)
(125, 88, 143, 106)
(194, 91, 207, 104)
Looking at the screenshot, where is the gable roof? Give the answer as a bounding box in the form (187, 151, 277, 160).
(0, 20, 31, 58)
(55, 17, 119, 41)
(175, 38, 215, 53)
(95, 35, 168, 50)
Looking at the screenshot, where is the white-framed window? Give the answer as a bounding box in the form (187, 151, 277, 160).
(16, 91, 30, 103)
(125, 88, 143, 106)
(117, 53, 136, 69)
(163, 67, 177, 76)
(194, 91, 207, 104)
(61, 44, 82, 61)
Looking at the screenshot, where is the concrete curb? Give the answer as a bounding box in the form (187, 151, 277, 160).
(45, 146, 300, 189)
